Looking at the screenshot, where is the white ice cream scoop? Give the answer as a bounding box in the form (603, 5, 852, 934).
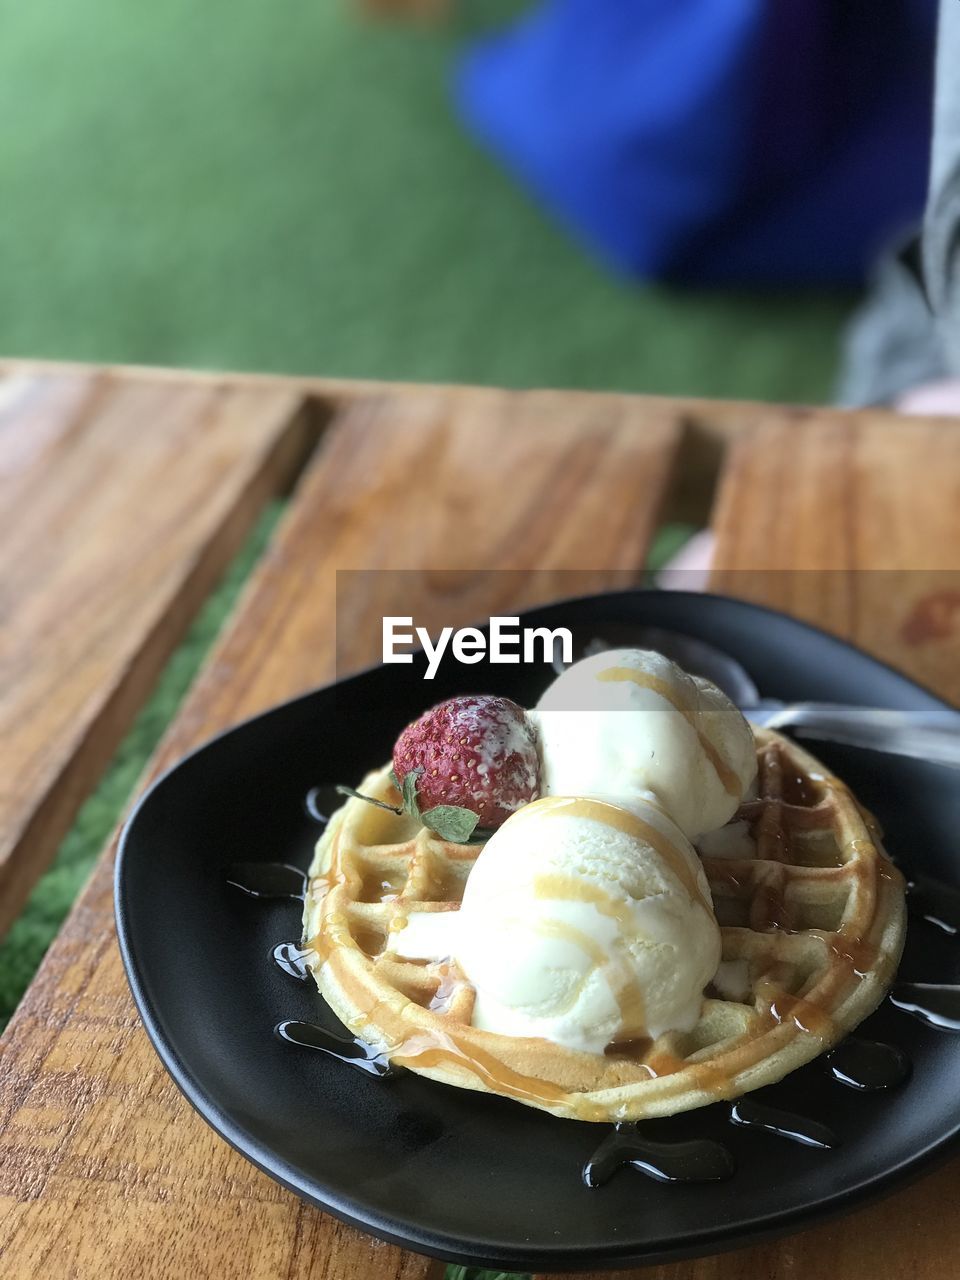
(532, 647, 757, 839)
(393, 793, 722, 1055)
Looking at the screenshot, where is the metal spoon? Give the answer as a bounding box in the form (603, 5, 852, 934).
(562, 626, 960, 769)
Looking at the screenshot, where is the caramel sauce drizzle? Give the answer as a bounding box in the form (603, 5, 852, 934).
(300, 745, 897, 1119)
(826, 926, 879, 980)
(517, 796, 713, 918)
(428, 962, 465, 1013)
(596, 666, 742, 796)
(766, 988, 835, 1040)
(528, 916, 612, 969)
(613, 977, 648, 1040)
(639, 1049, 739, 1099)
(309, 829, 611, 1116)
(394, 1029, 607, 1121)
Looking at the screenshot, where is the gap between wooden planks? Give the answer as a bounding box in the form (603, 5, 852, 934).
(0, 369, 325, 938)
(0, 386, 684, 1280)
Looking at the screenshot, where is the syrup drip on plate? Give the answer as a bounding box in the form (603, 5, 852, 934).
(305, 785, 342, 827)
(275, 1020, 396, 1078)
(272, 941, 314, 982)
(825, 1036, 911, 1090)
(889, 983, 960, 1032)
(729, 1099, 837, 1149)
(226, 861, 307, 901)
(583, 1122, 735, 1188)
(905, 873, 960, 936)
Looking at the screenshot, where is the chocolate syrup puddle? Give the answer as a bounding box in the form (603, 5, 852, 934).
(275, 1020, 396, 1078)
(305, 785, 341, 826)
(272, 941, 314, 982)
(906, 873, 960, 936)
(729, 1099, 837, 1149)
(825, 1036, 911, 1090)
(226, 862, 307, 900)
(583, 1122, 735, 1188)
(889, 983, 960, 1032)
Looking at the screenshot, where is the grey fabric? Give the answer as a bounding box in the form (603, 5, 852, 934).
(837, 0, 960, 405)
(924, 0, 960, 372)
(836, 236, 947, 406)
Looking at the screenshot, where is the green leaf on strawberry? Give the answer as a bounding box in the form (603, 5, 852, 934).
(400, 766, 422, 819)
(338, 764, 495, 845)
(419, 804, 480, 843)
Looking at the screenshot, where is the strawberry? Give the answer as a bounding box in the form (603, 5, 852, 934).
(392, 695, 540, 837)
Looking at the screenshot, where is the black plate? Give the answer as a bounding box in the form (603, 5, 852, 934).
(115, 591, 960, 1272)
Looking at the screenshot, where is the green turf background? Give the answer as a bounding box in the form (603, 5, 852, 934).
(1, 3, 853, 1276)
(1, 1, 848, 394)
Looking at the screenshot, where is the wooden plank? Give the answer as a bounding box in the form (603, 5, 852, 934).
(534, 1190, 957, 1280)
(0, 370, 321, 938)
(0, 386, 683, 1278)
(0, 355, 841, 531)
(709, 406, 960, 704)
(0, 353, 820, 457)
(0, 354, 788, 423)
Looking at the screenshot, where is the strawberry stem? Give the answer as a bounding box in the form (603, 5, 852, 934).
(334, 785, 403, 816)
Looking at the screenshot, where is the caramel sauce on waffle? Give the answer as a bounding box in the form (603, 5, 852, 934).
(394, 1030, 608, 1121)
(231, 768, 927, 1200)
(361, 869, 406, 902)
(827, 926, 878, 980)
(292, 734, 910, 1129)
(352, 926, 386, 957)
(308, 914, 610, 1115)
(766, 989, 835, 1040)
(705, 862, 746, 894)
(604, 1035, 653, 1059)
(308, 870, 337, 904)
(751, 873, 790, 932)
(596, 666, 742, 796)
(639, 1049, 740, 1098)
(428, 963, 465, 1013)
(778, 767, 822, 808)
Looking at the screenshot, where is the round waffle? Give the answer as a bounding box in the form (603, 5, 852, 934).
(302, 729, 906, 1122)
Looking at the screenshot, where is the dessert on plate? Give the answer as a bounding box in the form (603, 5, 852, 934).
(303, 648, 906, 1122)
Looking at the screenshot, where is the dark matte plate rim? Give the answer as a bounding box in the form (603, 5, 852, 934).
(115, 588, 960, 1270)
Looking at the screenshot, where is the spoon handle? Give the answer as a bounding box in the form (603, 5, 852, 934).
(746, 702, 960, 769)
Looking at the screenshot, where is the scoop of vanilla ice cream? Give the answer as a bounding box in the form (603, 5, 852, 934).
(533, 648, 756, 839)
(446, 794, 721, 1054)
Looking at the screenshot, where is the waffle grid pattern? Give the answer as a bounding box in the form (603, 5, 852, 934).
(304, 729, 905, 1122)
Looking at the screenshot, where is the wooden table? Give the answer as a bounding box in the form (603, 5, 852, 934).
(1, 359, 958, 1279)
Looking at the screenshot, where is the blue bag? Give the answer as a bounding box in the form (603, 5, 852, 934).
(456, 0, 938, 284)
